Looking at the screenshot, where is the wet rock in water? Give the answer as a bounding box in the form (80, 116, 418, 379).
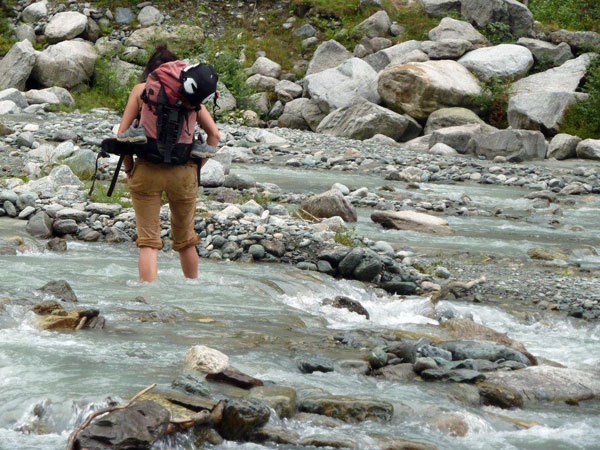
(431, 411, 469, 437)
(217, 398, 271, 440)
(248, 385, 298, 419)
(34, 303, 102, 331)
(372, 435, 438, 450)
(300, 189, 357, 222)
(296, 355, 335, 374)
(74, 400, 170, 450)
(45, 237, 67, 252)
(206, 369, 265, 389)
(298, 394, 394, 423)
(184, 344, 229, 374)
(478, 381, 524, 409)
(379, 278, 418, 295)
(439, 318, 537, 365)
(171, 373, 211, 397)
(435, 340, 532, 366)
(371, 209, 454, 235)
(322, 295, 370, 319)
(375, 363, 419, 381)
(25, 211, 53, 238)
(335, 359, 370, 375)
(484, 366, 600, 404)
(299, 434, 358, 448)
(36, 279, 78, 303)
(248, 424, 300, 445)
(368, 346, 389, 369)
(420, 367, 486, 383)
(386, 340, 420, 364)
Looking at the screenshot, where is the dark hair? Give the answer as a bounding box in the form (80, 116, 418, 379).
(140, 44, 179, 81)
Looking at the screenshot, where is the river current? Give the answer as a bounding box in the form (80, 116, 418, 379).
(1, 164, 599, 449)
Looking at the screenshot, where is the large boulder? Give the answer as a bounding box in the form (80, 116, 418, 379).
(301, 189, 357, 223)
(32, 39, 97, 89)
(508, 53, 595, 134)
(378, 60, 481, 121)
(0, 40, 37, 91)
(458, 44, 533, 81)
(353, 10, 391, 38)
(576, 139, 600, 160)
(422, 0, 462, 18)
(316, 97, 421, 141)
(371, 210, 454, 235)
(466, 129, 547, 161)
(485, 366, 600, 404)
(424, 107, 486, 134)
(428, 17, 488, 48)
(306, 40, 352, 76)
(429, 123, 497, 153)
(547, 133, 581, 160)
(44, 11, 88, 43)
(549, 29, 600, 54)
(364, 40, 423, 72)
(74, 400, 170, 449)
(507, 91, 587, 135)
(305, 57, 380, 111)
(517, 37, 573, 68)
(249, 56, 282, 78)
(278, 98, 327, 131)
(461, 0, 534, 38)
(511, 53, 594, 96)
(21, 1, 48, 23)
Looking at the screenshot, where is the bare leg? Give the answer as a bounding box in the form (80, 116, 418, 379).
(139, 246, 159, 282)
(179, 245, 199, 279)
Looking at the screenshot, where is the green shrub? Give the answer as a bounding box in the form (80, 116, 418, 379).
(0, 7, 16, 56)
(529, 0, 600, 31)
(481, 21, 516, 45)
(71, 56, 138, 113)
(560, 57, 600, 139)
(470, 76, 512, 129)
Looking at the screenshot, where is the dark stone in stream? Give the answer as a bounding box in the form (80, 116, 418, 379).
(323, 295, 370, 319)
(478, 382, 524, 409)
(171, 373, 211, 397)
(74, 400, 170, 450)
(296, 355, 335, 374)
(217, 399, 271, 441)
(379, 279, 418, 295)
(420, 368, 486, 383)
(435, 340, 532, 366)
(206, 369, 265, 389)
(36, 279, 78, 303)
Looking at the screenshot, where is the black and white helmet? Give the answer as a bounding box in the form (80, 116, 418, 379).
(179, 63, 218, 106)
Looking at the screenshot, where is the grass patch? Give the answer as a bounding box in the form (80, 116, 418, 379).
(70, 55, 138, 113)
(333, 225, 356, 247)
(86, 180, 132, 207)
(560, 56, 600, 139)
(384, 1, 441, 42)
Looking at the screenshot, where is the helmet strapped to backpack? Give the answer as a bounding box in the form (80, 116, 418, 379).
(179, 63, 218, 106)
(138, 60, 218, 165)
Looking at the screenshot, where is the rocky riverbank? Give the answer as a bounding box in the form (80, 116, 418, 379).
(1, 108, 599, 324)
